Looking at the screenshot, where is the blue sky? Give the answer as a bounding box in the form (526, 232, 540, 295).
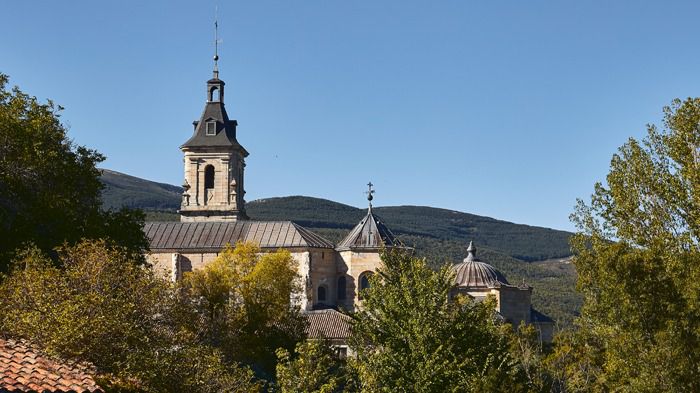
(3, 1, 700, 231)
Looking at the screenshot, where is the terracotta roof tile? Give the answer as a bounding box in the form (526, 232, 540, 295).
(0, 338, 103, 393)
(304, 309, 352, 340)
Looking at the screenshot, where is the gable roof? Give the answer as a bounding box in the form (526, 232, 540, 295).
(304, 309, 352, 340)
(336, 209, 401, 251)
(0, 338, 102, 393)
(144, 221, 335, 251)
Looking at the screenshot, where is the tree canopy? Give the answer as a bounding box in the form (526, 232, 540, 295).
(178, 242, 307, 381)
(276, 340, 353, 393)
(349, 249, 530, 392)
(0, 241, 310, 391)
(0, 74, 147, 272)
(0, 239, 261, 392)
(567, 98, 700, 391)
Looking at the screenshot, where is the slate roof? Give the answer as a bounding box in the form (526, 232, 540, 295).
(304, 309, 352, 340)
(530, 308, 555, 324)
(144, 221, 335, 251)
(336, 209, 402, 251)
(181, 77, 248, 153)
(0, 338, 102, 393)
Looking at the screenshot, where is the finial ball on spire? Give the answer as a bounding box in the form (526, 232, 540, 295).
(213, 55, 219, 61)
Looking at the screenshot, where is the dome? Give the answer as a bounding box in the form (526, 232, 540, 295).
(452, 242, 509, 288)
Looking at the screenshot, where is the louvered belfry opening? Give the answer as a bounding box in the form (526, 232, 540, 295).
(204, 165, 215, 205)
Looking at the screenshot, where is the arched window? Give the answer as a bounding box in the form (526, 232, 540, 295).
(337, 276, 347, 301)
(209, 86, 220, 102)
(317, 285, 327, 302)
(360, 274, 371, 291)
(204, 165, 215, 205)
(204, 165, 215, 189)
(358, 271, 373, 300)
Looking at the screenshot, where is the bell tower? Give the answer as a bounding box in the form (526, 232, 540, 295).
(179, 21, 248, 222)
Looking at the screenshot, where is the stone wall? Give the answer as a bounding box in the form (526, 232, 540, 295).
(146, 247, 337, 311)
(451, 285, 534, 330)
(498, 286, 532, 326)
(309, 249, 338, 309)
(337, 250, 383, 311)
(180, 149, 246, 221)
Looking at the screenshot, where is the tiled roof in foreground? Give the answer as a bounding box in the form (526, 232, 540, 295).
(0, 338, 102, 393)
(144, 221, 335, 251)
(304, 309, 352, 340)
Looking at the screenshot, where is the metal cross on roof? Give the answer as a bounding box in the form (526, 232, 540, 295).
(366, 182, 375, 209)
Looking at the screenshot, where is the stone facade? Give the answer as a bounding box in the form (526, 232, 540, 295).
(147, 248, 320, 310)
(336, 250, 383, 309)
(146, 222, 388, 311)
(180, 149, 247, 222)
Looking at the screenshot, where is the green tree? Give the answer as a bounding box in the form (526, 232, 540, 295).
(275, 340, 355, 393)
(180, 242, 307, 380)
(0, 74, 147, 272)
(569, 98, 700, 391)
(349, 248, 528, 392)
(544, 329, 604, 393)
(0, 240, 260, 392)
(507, 323, 552, 392)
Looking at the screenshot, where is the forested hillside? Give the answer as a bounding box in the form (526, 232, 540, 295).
(100, 169, 182, 211)
(101, 170, 580, 325)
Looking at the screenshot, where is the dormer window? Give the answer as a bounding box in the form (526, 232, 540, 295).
(205, 121, 216, 136)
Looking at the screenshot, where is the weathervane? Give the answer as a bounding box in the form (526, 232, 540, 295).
(366, 182, 375, 210)
(213, 6, 222, 78)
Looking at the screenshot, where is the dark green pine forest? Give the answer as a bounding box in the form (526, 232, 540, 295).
(101, 169, 580, 326)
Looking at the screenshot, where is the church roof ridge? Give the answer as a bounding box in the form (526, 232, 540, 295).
(145, 221, 335, 251)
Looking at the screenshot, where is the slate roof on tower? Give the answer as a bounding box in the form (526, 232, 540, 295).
(336, 210, 402, 251)
(181, 76, 248, 153)
(337, 183, 402, 251)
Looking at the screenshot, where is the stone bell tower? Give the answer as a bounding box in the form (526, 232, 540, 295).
(179, 32, 248, 222)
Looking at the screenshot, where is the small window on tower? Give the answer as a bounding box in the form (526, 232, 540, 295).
(206, 121, 216, 136)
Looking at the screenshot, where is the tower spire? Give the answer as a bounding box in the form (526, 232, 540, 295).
(213, 7, 220, 79)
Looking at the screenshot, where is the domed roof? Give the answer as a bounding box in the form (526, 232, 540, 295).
(452, 242, 509, 288)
